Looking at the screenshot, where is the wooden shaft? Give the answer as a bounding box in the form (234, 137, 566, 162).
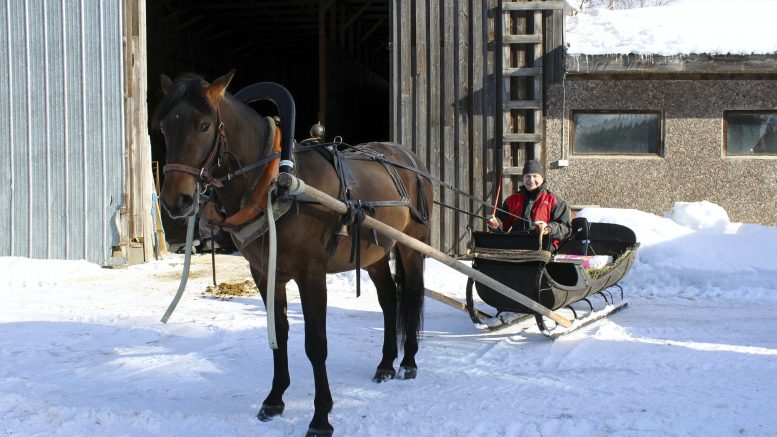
(290, 175, 572, 328)
(424, 288, 492, 321)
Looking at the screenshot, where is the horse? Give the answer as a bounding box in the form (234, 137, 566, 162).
(154, 71, 433, 437)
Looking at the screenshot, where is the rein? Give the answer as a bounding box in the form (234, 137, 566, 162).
(377, 154, 531, 226)
(303, 141, 533, 228)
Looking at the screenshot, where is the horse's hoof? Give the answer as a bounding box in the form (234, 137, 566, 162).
(372, 367, 396, 383)
(257, 403, 284, 422)
(305, 427, 334, 437)
(398, 366, 417, 380)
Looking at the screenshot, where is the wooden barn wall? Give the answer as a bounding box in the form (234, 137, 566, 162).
(0, 0, 125, 265)
(391, 0, 499, 255)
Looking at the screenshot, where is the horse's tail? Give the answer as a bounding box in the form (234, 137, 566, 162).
(393, 246, 425, 348)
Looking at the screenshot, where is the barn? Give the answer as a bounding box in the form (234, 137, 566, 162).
(7, 0, 768, 266)
(4, 0, 552, 264)
(1, 0, 155, 266)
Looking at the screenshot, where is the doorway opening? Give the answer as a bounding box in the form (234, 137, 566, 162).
(146, 0, 390, 249)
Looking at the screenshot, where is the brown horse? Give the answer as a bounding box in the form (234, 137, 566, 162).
(155, 71, 433, 437)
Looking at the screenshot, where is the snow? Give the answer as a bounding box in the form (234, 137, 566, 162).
(566, 0, 777, 56)
(2, 200, 777, 436)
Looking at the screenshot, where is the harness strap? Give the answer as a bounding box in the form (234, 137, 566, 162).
(205, 122, 282, 232)
(346, 200, 369, 298)
(216, 151, 281, 183)
(345, 145, 428, 225)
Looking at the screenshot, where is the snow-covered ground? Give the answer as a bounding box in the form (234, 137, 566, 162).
(566, 0, 777, 55)
(2, 201, 777, 436)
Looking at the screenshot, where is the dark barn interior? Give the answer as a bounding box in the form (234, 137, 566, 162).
(146, 0, 390, 246)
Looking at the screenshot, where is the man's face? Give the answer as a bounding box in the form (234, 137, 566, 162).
(522, 173, 544, 191)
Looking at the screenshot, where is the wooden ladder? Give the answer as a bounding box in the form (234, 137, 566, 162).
(499, 0, 565, 195)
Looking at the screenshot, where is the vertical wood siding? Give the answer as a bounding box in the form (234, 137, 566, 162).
(0, 0, 124, 265)
(392, 0, 499, 255)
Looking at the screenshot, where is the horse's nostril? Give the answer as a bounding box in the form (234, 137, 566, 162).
(175, 194, 193, 211)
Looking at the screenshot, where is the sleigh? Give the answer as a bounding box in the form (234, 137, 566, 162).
(462, 218, 640, 337)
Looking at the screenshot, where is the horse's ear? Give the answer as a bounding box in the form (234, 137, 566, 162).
(205, 69, 236, 104)
(161, 74, 173, 95)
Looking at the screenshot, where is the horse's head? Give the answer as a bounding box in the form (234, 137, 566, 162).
(154, 70, 235, 218)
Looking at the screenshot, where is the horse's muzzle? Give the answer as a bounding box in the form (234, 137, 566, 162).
(163, 192, 198, 219)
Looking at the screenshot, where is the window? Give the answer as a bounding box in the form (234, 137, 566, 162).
(725, 112, 777, 156)
(570, 111, 662, 155)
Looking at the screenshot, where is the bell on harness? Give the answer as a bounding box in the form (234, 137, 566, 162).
(310, 121, 325, 140)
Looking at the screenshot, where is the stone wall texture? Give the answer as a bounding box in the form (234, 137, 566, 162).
(544, 79, 777, 225)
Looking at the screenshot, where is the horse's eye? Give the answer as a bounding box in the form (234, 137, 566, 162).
(199, 121, 211, 132)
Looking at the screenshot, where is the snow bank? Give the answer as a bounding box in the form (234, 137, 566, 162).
(577, 201, 777, 299)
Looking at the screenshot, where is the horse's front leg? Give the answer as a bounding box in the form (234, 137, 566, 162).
(297, 271, 334, 437)
(251, 267, 291, 422)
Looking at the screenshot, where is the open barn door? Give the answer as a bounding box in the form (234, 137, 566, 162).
(145, 0, 390, 250)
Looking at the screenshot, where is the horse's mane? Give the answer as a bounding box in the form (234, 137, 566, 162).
(151, 73, 216, 130)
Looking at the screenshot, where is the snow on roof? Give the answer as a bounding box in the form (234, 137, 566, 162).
(565, 0, 777, 56)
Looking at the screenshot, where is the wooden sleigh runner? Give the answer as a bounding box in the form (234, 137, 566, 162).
(458, 218, 640, 338)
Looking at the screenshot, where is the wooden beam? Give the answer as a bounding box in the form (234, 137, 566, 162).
(504, 67, 542, 76)
(344, 0, 374, 29)
(503, 34, 542, 44)
(502, 1, 566, 10)
(204, 29, 230, 43)
(501, 166, 524, 175)
(360, 16, 386, 44)
(228, 40, 255, 56)
(504, 133, 543, 142)
(504, 100, 542, 110)
(174, 15, 203, 31)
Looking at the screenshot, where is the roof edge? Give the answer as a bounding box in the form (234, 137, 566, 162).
(565, 53, 777, 77)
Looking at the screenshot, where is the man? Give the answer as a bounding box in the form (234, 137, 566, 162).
(487, 160, 571, 250)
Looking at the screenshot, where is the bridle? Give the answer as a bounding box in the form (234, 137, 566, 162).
(162, 106, 282, 191)
(161, 101, 284, 230)
(162, 107, 229, 188)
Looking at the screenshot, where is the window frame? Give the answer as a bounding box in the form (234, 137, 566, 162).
(723, 110, 777, 157)
(568, 110, 664, 157)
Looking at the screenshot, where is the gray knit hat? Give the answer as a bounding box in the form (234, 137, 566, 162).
(522, 160, 543, 177)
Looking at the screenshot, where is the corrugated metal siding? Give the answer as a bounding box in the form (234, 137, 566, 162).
(391, 0, 499, 256)
(0, 0, 124, 265)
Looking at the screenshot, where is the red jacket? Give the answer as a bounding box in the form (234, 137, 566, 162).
(496, 184, 571, 249)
